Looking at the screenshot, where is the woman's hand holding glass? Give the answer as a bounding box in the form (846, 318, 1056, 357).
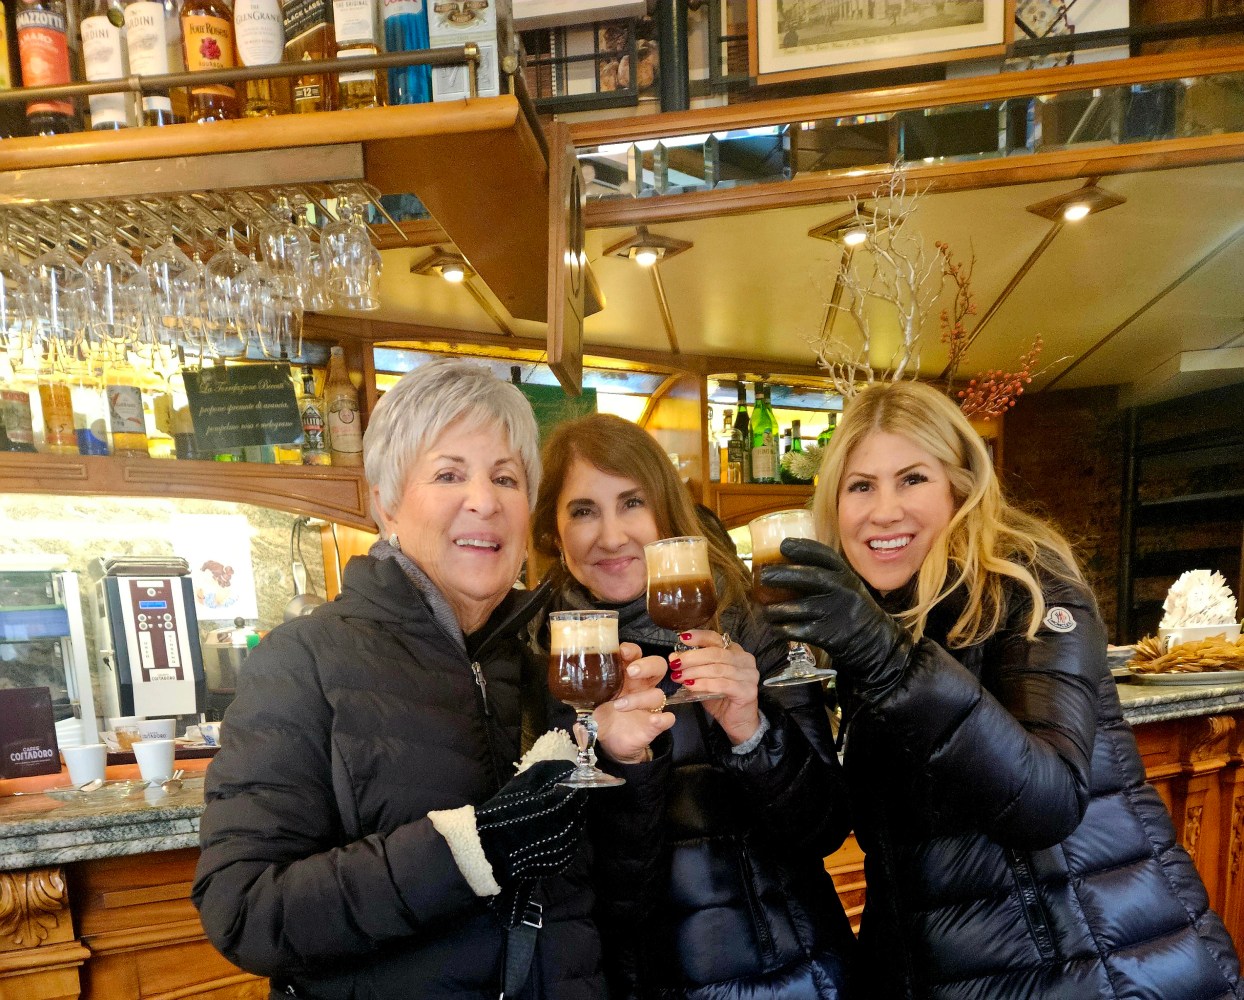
(666, 629, 761, 747)
(593, 642, 675, 764)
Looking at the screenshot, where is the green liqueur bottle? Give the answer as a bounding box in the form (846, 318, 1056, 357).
(750, 383, 780, 484)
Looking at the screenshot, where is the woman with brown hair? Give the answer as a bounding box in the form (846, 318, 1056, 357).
(531, 412, 855, 1000)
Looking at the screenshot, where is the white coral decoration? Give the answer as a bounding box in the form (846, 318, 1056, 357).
(514, 728, 580, 773)
(1160, 570, 1238, 628)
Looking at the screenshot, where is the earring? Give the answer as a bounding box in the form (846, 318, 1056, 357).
(389, 533, 400, 549)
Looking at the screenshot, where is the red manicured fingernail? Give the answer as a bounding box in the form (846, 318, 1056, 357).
(669, 657, 681, 668)
(684, 678, 695, 686)
(670, 670, 682, 681)
(679, 633, 692, 641)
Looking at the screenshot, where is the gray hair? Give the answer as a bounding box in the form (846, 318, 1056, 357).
(364, 358, 541, 520)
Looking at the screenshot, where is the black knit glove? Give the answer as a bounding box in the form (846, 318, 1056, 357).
(477, 759, 586, 887)
(762, 537, 914, 703)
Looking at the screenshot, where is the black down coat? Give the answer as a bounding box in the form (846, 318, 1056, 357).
(552, 585, 857, 1000)
(843, 569, 1242, 1000)
(193, 555, 606, 1000)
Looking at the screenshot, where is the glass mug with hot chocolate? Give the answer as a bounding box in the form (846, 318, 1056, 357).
(548, 610, 626, 788)
(749, 509, 837, 687)
(643, 535, 727, 706)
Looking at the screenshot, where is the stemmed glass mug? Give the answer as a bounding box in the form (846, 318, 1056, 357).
(644, 535, 727, 706)
(547, 610, 626, 789)
(749, 509, 837, 687)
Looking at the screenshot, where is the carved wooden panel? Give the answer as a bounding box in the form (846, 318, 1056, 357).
(0, 869, 69, 950)
(0, 867, 89, 1000)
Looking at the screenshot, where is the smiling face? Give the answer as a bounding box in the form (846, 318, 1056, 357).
(374, 417, 529, 633)
(837, 430, 957, 595)
(556, 456, 661, 604)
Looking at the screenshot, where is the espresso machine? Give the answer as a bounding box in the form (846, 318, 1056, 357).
(0, 555, 100, 746)
(89, 556, 205, 720)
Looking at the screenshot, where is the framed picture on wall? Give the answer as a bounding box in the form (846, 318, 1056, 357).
(749, 0, 1015, 86)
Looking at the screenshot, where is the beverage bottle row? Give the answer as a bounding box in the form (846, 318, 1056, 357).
(0, 0, 436, 135)
(713, 381, 837, 485)
(0, 352, 358, 466)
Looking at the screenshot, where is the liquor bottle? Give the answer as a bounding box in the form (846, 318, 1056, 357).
(80, 0, 132, 128)
(817, 412, 837, 447)
(718, 406, 733, 483)
(283, 0, 333, 113)
(16, 0, 83, 134)
(234, 0, 290, 115)
(325, 345, 362, 465)
(37, 368, 76, 454)
(104, 362, 149, 457)
(728, 381, 751, 484)
(180, 0, 238, 121)
(750, 384, 779, 484)
(0, 354, 36, 452)
(333, 0, 381, 110)
(381, 0, 428, 105)
(1, 0, 25, 138)
(123, 0, 186, 124)
(71, 367, 110, 455)
(299, 363, 330, 465)
(271, 351, 303, 463)
(791, 418, 804, 454)
(706, 404, 720, 483)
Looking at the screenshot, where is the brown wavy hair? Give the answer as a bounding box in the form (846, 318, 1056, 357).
(812, 381, 1082, 646)
(532, 413, 750, 615)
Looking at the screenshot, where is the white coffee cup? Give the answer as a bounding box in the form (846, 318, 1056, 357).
(62, 744, 107, 786)
(132, 739, 176, 782)
(1159, 622, 1241, 653)
(199, 722, 222, 748)
(137, 718, 175, 741)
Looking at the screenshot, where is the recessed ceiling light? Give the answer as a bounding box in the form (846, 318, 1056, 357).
(632, 246, 661, 267)
(842, 226, 868, 247)
(1062, 202, 1092, 222)
(440, 261, 467, 282)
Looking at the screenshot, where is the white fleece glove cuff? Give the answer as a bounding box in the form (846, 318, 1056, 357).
(427, 805, 502, 897)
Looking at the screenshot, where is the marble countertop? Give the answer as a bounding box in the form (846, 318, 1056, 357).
(3, 674, 1244, 873)
(0, 776, 203, 872)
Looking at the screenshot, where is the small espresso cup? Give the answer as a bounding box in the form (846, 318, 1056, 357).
(62, 744, 107, 786)
(1159, 622, 1241, 653)
(132, 739, 176, 783)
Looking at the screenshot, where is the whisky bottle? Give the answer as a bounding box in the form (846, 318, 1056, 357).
(283, 0, 333, 113)
(180, 0, 238, 121)
(234, 0, 290, 115)
(332, 0, 380, 110)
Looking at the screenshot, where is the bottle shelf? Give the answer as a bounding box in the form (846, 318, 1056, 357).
(1136, 488, 1244, 523)
(0, 451, 372, 529)
(705, 483, 815, 530)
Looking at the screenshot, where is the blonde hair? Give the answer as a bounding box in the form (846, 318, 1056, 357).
(533, 413, 751, 615)
(812, 381, 1081, 645)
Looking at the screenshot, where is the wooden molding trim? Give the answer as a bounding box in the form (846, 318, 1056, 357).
(0, 869, 69, 951)
(100, 881, 194, 910)
(0, 938, 90, 974)
(151, 971, 268, 1000)
(82, 916, 210, 956)
(569, 46, 1244, 146)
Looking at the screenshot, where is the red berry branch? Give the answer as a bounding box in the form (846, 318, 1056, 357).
(958, 336, 1044, 420)
(936, 240, 976, 390)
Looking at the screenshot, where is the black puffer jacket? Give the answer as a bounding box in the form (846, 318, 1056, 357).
(844, 569, 1242, 999)
(550, 585, 856, 1000)
(193, 555, 605, 1000)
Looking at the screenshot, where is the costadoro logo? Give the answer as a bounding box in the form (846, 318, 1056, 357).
(1043, 606, 1076, 633)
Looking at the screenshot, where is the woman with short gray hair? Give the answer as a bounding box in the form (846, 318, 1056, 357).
(195, 358, 608, 1000)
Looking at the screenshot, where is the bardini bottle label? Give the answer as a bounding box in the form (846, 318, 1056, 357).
(82, 14, 129, 126)
(124, 2, 174, 112)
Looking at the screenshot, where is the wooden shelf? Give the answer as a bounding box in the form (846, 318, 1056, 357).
(705, 483, 814, 529)
(0, 100, 552, 324)
(0, 452, 372, 530)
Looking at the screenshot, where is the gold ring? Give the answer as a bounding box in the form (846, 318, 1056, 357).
(650, 690, 668, 714)
(721, 632, 732, 650)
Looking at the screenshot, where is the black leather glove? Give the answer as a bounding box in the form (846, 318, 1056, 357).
(476, 759, 586, 887)
(762, 537, 914, 703)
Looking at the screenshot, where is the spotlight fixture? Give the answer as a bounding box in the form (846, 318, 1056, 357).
(808, 205, 874, 246)
(1025, 184, 1126, 223)
(410, 247, 475, 283)
(604, 225, 693, 267)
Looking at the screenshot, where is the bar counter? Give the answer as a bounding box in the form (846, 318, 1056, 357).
(3, 679, 1243, 999)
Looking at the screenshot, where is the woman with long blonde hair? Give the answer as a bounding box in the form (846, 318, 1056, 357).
(765, 379, 1241, 999)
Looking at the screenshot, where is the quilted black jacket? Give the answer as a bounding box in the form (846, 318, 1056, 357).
(193, 555, 606, 1000)
(554, 586, 857, 1000)
(842, 569, 1242, 999)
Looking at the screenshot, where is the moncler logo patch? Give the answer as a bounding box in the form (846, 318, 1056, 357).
(1044, 606, 1076, 632)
